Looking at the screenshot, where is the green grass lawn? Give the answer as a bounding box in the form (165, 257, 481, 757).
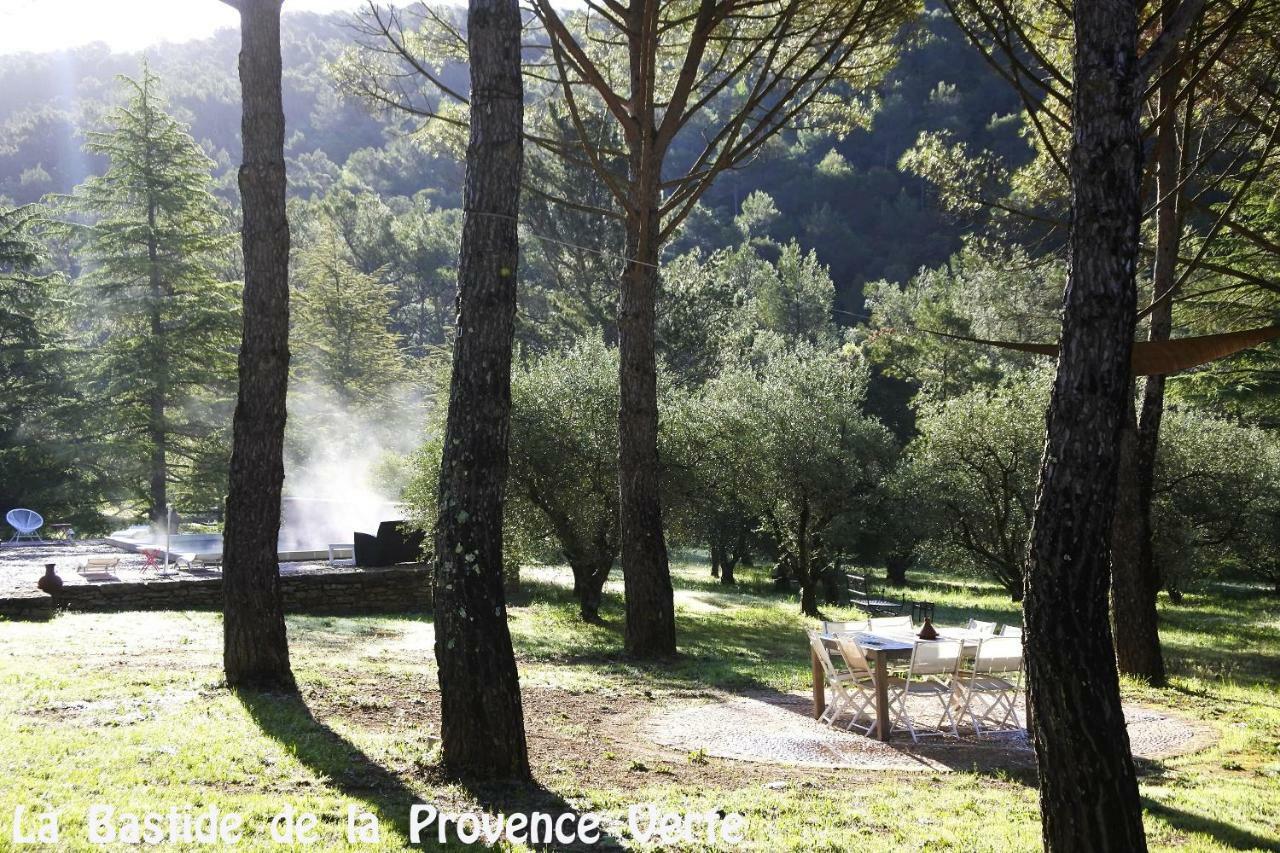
(0, 558, 1276, 850)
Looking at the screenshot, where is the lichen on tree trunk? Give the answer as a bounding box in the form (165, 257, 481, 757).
(430, 0, 530, 781)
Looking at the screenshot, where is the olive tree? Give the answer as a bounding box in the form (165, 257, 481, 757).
(710, 344, 895, 616)
(897, 371, 1050, 599)
(408, 337, 623, 621)
(661, 383, 758, 586)
(1153, 408, 1276, 599)
(508, 338, 620, 621)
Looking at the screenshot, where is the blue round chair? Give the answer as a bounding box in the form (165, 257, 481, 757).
(5, 508, 44, 543)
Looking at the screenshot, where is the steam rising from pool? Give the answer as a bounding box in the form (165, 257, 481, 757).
(282, 381, 427, 548)
(111, 382, 431, 555)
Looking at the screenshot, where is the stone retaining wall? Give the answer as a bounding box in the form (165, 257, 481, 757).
(0, 564, 432, 620)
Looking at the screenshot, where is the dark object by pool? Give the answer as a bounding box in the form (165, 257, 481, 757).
(37, 563, 64, 593)
(354, 520, 426, 568)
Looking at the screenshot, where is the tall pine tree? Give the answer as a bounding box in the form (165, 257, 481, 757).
(64, 69, 238, 525)
(221, 0, 296, 691)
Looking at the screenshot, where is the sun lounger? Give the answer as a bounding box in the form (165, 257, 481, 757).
(79, 556, 120, 576)
(180, 554, 222, 573)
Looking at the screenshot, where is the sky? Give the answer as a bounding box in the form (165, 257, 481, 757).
(0, 0, 367, 55)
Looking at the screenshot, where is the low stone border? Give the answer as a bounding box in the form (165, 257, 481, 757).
(0, 564, 432, 620)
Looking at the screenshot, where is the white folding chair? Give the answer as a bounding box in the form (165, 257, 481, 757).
(966, 619, 998, 635)
(951, 636, 1024, 736)
(999, 625, 1022, 638)
(807, 630, 871, 729)
(822, 619, 870, 636)
(868, 614, 913, 633)
(886, 639, 963, 742)
(831, 637, 878, 734)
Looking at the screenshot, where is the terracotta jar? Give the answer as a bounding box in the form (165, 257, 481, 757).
(37, 563, 64, 594)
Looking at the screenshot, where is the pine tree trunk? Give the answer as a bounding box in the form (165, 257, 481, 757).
(146, 209, 167, 527)
(148, 402, 166, 527)
(1131, 27, 1183, 680)
(617, 166, 676, 658)
(222, 0, 294, 692)
(1112, 401, 1163, 681)
(431, 0, 529, 781)
(1111, 18, 1179, 685)
(1022, 0, 1148, 847)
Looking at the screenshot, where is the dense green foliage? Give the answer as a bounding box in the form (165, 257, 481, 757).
(896, 371, 1048, 598)
(507, 338, 621, 620)
(703, 346, 897, 615)
(897, 370, 1280, 599)
(0, 6, 1023, 330)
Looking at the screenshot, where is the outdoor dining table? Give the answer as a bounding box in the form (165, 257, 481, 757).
(809, 626, 991, 742)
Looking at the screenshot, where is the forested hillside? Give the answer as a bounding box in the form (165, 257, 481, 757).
(0, 6, 1024, 312)
(0, 3, 1033, 529)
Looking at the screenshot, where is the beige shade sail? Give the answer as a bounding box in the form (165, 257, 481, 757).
(921, 325, 1280, 376)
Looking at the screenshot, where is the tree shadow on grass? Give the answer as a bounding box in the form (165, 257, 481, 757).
(237, 689, 621, 851)
(1141, 796, 1280, 851)
(237, 689, 428, 846)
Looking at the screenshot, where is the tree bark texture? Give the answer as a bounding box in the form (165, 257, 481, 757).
(222, 0, 295, 692)
(719, 535, 739, 586)
(885, 554, 909, 588)
(617, 161, 676, 658)
(431, 0, 530, 781)
(797, 502, 820, 617)
(1022, 0, 1148, 848)
(526, 491, 616, 621)
(710, 528, 741, 585)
